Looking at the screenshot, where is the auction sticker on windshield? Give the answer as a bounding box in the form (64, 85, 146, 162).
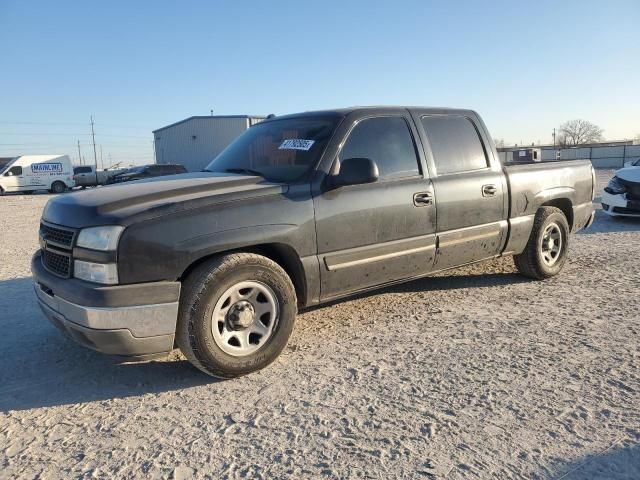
(279, 139, 315, 151)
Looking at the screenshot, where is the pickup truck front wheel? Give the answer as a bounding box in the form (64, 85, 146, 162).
(514, 206, 570, 279)
(176, 253, 297, 378)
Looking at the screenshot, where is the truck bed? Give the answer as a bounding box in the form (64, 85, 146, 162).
(501, 159, 595, 254)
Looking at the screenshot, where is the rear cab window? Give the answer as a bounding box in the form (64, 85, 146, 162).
(421, 115, 489, 175)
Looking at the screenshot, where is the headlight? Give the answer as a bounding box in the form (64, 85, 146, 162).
(74, 260, 118, 284)
(604, 177, 627, 195)
(76, 226, 124, 251)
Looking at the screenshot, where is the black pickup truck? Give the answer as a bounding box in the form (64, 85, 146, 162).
(32, 107, 595, 377)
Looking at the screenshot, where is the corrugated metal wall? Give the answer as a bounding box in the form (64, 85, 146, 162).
(154, 117, 263, 172)
(505, 145, 640, 168)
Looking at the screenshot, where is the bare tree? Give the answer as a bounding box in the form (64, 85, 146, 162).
(557, 119, 604, 146)
(493, 138, 506, 149)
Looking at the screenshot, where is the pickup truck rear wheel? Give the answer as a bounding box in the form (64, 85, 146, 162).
(176, 253, 297, 378)
(514, 206, 569, 279)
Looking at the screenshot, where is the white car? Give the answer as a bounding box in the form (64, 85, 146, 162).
(601, 165, 640, 218)
(0, 154, 75, 194)
(623, 158, 640, 168)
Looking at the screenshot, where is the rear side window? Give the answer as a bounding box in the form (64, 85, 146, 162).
(421, 115, 488, 175)
(339, 116, 420, 180)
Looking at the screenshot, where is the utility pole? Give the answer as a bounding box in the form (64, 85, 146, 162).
(552, 128, 556, 149)
(77, 140, 82, 165)
(90, 115, 98, 172)
(152, 139, 156, 163)
(100, 145, 103, 170)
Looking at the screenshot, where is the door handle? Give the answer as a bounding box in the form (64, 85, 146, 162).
(413, 192, 433, 207)
(482, 184, 498, 197)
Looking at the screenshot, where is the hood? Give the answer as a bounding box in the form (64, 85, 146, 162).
(615, 166, 640, 184)
(43, 172, 287, 228)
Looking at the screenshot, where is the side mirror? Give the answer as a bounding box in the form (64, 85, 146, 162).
(330, 157, 379, 188)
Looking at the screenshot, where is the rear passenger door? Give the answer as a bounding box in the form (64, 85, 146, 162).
(313, 112, 437, 300)
(414, 113, 507, 270)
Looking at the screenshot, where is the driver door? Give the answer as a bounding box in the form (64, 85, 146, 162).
(3, 165, 23, 190)
(313, 113, 437, 300)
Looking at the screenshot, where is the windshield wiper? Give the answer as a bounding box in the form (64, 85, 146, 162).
(222, 168, 265, 177)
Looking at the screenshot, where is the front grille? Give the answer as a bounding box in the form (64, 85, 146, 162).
(619, 178, 640, 200)
(40, 221, 75, 278)
(42, 249, 71, 277)
(40, 222, 75, 248)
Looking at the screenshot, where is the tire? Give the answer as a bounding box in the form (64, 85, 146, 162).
(50, 181, 66, 194)
(176, 253, 297, 378)
(514, 206, 570, 280)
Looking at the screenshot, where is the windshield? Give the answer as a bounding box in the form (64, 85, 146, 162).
(205, 117, 339, 182)
(0, 158, 16, 175)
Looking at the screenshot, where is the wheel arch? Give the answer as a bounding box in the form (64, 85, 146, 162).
(539, 198, 573, 230)
(179, 242, 308, 307)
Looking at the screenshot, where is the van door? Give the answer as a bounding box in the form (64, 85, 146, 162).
(2, 165, 24, 191)
(416, 114, 507, 270)
(313, 112, 437, 300)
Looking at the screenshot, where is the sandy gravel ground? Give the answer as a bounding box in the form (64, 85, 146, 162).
(1, 170, 639, 479)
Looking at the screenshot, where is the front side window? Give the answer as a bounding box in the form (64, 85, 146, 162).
(339, 116, 420, 180)
(5, 166, 22, 176)
(421, 115, 489, 175)
(206, 116, 339, 182)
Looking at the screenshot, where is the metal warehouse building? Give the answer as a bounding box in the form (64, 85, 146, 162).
(153, 115, 264, 172)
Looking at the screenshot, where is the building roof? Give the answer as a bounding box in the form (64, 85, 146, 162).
(153, 115, 266, 134)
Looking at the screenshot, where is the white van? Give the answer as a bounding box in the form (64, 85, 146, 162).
(0, 154, 75, 194)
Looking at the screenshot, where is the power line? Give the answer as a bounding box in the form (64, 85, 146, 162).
(0, 120, 153, 129)
(0, 142, 152, 147)
(0, 132, 151, 138)
(0, 121, 90, 126)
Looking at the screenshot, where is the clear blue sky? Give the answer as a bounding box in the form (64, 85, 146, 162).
(1, 0, 638, 166)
